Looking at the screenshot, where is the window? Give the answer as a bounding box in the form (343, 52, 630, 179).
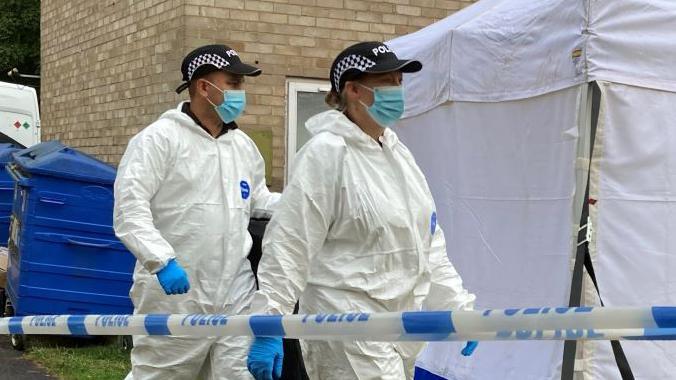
(286, 79, 331, 180)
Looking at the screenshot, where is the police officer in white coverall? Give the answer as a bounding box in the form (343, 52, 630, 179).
(246, 41, 478, 380)
(114, 44, 279, 380)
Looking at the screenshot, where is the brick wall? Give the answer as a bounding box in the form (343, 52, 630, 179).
(41, 0, 474, 190)
(41, 0, 186, 163)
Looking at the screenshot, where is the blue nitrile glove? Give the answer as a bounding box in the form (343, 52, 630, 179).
(461, 340, 479, 356)
(247, 337, 283, 380)
(156, 259, 190, 295)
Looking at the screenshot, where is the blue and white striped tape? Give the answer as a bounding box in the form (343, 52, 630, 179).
(1, 307, 676, 341)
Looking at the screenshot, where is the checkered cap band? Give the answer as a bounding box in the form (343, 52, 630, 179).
(332, 54, 376, 91)
(187, 53, 231, 80)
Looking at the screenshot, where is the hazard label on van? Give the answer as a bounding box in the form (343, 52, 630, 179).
(11, 120, 30, 129)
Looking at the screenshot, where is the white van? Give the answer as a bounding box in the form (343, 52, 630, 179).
(0, 81, 40, 148)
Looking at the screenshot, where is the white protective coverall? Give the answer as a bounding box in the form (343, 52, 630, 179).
(251, 110, 476, 380)
(114, 102, 279, 380)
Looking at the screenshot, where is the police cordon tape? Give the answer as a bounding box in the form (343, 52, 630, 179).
(2, 307, 676, 341)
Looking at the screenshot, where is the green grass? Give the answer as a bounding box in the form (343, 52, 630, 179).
(24, 336, 130, 380)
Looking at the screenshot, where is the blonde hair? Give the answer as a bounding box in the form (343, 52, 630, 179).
(325, 89, 348, 111)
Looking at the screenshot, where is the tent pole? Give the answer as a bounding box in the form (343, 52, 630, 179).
(561, 82, 599, 380)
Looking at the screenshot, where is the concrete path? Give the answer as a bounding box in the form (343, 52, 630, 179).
(0, 335, 55, 379)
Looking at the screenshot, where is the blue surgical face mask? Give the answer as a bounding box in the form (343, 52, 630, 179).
(205, 81, 246, 123)
(358, 84, 405, 127)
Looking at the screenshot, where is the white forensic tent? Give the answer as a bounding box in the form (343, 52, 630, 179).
(386, 0, 676, 379)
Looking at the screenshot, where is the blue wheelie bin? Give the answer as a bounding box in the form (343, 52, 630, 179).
(4, 141, 135, 333)
(0, 143, 20, 246)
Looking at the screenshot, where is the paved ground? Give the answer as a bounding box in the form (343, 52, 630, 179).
(0, 335, 55, 379)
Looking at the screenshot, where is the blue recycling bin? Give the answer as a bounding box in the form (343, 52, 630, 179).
(5, 141, 135, 316)
(0, 143, 20, 246)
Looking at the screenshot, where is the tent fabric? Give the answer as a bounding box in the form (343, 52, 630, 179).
(389, 0, 676, 117)
(584, 81, 676, 380)
(388, 0, 676, 379)
(390, 0, 584, 113)
(395, 85, 582, 379)
(587, 0, 676, 94)
(386, 1, 676, 379)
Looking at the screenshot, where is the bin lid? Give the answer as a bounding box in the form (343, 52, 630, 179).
(0, 143, 20, 164)
(12, 141, 116, 184)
